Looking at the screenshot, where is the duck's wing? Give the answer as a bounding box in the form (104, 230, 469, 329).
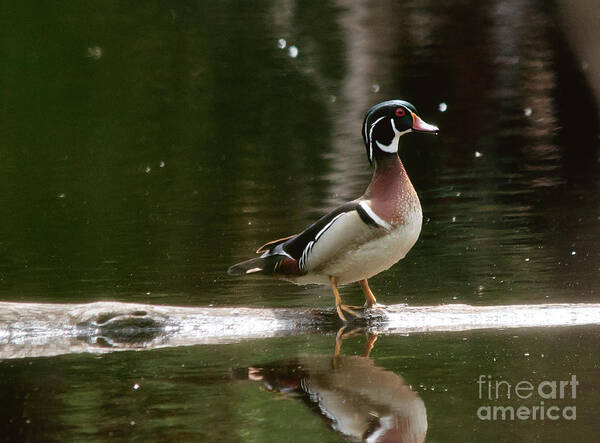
(256, 235, 296, 253)
(266, 200, 387, 272)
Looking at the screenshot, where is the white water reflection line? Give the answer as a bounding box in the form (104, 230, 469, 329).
(1, 301, 600, 359)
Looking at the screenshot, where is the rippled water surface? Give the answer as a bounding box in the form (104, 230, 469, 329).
(1, 0, 599, 441)
(2, 328, 599, 442)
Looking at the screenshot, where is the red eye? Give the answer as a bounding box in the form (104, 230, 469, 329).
(395, 108, 405, 117)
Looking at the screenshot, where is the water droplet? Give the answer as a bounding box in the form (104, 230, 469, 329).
(86, 46, 103, 60)
(130, 420, 136, 426)
(524, 352, 530, 356)
(525, 258, 530, 262)
(57, 193, 66, 199)
(288, 46, 298, 58)
(474, 151, 483, 158)
(133, 383, 140, 390)
(145, 166, 151, 174)
(159, 161, 165, 168)
(524, 107, 532, 117)
(370, 84, 380, 93)
(438, 102, 447, 112)
(277, 38, 286, 49)
(451, 216, 456, 222)
(571, 251, 576, 256)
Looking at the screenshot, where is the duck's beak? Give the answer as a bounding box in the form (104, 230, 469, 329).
(411, 112, 439, 133)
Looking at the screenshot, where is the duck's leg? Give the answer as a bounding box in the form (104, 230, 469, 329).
(333, 326, 377, 367)
(330, 276, 361, 321)
(359, 279, 379, 308)
(333, 325, 367, 364)
(364, 333, 378, 357)
(333, 325, 346, 363)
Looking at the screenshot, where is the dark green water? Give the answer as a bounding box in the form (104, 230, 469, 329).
(2, 328, 599, 442)
(1, 0, 599, 441)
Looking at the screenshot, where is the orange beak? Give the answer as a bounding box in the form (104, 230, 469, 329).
(411, 112, 439, 133)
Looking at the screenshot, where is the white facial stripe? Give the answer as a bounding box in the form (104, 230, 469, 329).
(368, 116, 385, 162)
(359, 201, 391, 230)
(375, 118, 411, 153)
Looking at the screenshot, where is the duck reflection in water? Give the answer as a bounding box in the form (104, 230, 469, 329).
(235, 328, 427, 442)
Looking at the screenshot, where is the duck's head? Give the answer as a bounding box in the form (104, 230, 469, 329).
(362, 100, 439, 164)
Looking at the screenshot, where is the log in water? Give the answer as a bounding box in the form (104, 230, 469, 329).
(1, 301, 600, 359)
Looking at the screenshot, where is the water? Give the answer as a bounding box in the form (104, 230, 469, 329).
(2, 328, 599, 441)
(1, 0, 599, 441)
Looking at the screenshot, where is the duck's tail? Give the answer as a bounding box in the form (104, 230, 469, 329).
(227, 255, 281, 276)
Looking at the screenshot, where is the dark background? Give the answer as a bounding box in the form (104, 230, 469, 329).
(1, 0, 599, 441)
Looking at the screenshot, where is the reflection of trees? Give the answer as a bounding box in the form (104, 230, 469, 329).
(559, 0, 600, 107)
(0, 0, 597, 305)
(267, 0, 598, 308)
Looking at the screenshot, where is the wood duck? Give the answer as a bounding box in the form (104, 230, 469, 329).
(235, 329, 428, 442)
(228, 100, 439, 321)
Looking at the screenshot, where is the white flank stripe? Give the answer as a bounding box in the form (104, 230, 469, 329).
(298, 212, 346, 270)
(359, 201, 392, 230)
(299, 212, 346, 271)
(299, 240, 314, 271)
(314, 213, 345, 241)
(245, 267, 263, 274)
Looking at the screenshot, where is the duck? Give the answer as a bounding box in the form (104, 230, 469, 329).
(236, 329, 427, 442)
(228, 100, 439, 321)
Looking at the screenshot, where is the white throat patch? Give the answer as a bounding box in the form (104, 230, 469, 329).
(375, 118, 411, 154)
